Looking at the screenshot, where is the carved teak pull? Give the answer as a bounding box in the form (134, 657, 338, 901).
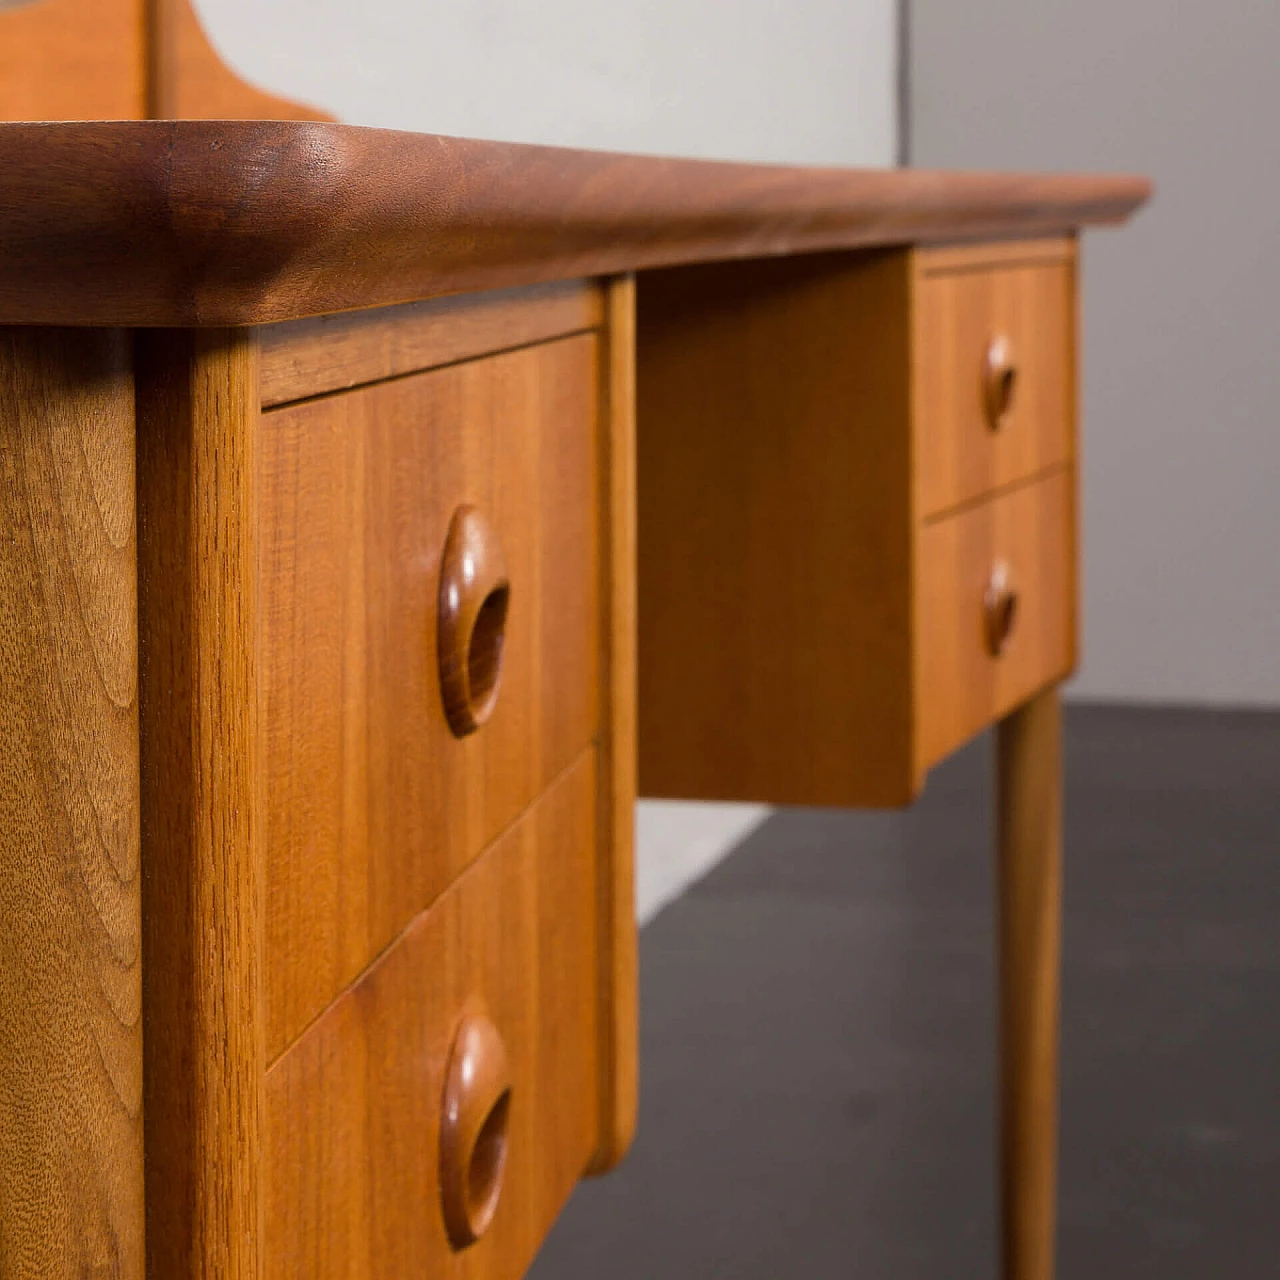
(984, 559, 1019, 657)
(439, 1013, 512, 1250)
(437, 506, 510, 737)
(984, 333, 1018, 430)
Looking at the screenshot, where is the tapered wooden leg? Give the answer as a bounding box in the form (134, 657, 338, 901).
(996, 685, 1064, 1280)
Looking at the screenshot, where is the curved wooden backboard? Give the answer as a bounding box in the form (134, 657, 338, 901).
(0, 0, 331, 121)
(150, 0, 333, 121)
(0, 0, 146, 120)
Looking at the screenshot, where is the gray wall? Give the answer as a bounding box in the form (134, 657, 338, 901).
(911, 0, 1280, 706)
(196, 0, 897, 165)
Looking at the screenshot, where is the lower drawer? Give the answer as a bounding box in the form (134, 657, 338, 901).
(917, 468, 1075, 767)
(264, 750, 599, 1279)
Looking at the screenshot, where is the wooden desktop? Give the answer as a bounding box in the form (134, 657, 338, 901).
(0, 9, 1149, 1280)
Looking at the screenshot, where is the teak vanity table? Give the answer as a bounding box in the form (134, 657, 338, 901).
(0, 9, 1149, 1280)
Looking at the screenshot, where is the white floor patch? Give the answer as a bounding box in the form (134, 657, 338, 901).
(634, 801, 772, 924)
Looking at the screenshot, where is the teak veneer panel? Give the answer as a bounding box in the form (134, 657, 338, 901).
(0, 120, 1150, 326)
(917, 470, 1075, 770)
(915, 239, 1076, 516)
(0, 329, 143, 1280)
(264, 750, 599, 1280)
(262, 333, 600, 1059)
(136, 330, 265, 1280)
(0, 0, 146, 121)
(917, 238, 1074, 274)
(637, 251, 917, 807)
(259, 280, 602, 407)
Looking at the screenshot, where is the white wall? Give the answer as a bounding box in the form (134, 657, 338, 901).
(199, 0, 899, 913)
(911, 0, 1280, 706)
(196, 0, 897, 165)
(636, 802, 770, 923)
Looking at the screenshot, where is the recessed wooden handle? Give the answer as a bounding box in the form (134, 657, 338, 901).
(984, 559, 1019, 657)
(984, 333, 1018, 430)
(440, 1013, 512, 1251)
(438, 505, 510, 737)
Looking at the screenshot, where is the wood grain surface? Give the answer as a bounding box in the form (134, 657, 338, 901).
(0, 0, 146, 121)
(915, 239, 1077, 516)
(0, 329, 144, 1279)
(996, 687, 1065, 1280)
(915, 238, 1074, 275)
(916, 469, 1075, 770)
(260, 281, 602, 407)
(136, 330, 264, 1280)
(588, 275, 639, 1173)
(637, 252, 919, 807)
(0, 120, 1150, 326)
(264, 750, 599, 1280)
(261, 333, 599, 1060)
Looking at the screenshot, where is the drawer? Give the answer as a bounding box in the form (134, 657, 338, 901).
(915, 240, 1075, 517)
(262, 333, 600, 1057)
(264, 750, 599, 1279)
(917, 469, 1075, 767)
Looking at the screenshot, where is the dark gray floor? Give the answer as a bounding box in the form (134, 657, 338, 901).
(529, 705, 1280, 1278)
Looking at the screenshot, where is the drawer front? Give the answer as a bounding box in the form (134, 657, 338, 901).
(915, 241, 1075, 517)
(917, 469, 1074, 767)
(264, 750, 599, 1280)
(262, 333, 600, 1057)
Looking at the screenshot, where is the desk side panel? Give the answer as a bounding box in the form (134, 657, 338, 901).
(0, 329, 144, 1279)
(636, 253, 918, 808)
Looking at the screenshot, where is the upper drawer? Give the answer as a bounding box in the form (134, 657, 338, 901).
(914, 239, 1075, 517)
(264, 749, 599, 1280)
(262, 333, 600, 1059)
